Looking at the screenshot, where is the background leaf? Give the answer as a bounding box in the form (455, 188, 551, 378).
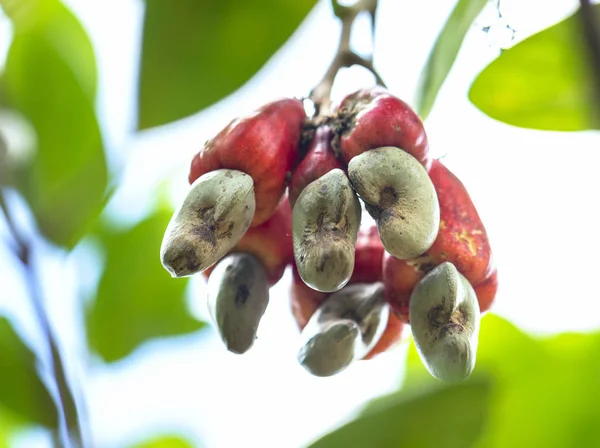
(137, 0, 318, 129)
(415, 0, 488, 120)
(468, 5, 599, 131)
(0, 317, 58, 429)
(86, 212, 207, 363)
(131, 435, 196, 448)
(0, 409, 15, 448)
(1, 0, 108, 248)
(402, 314, 600, 447)
(0, 133, 8, 186)
(307, 381, 491, 448)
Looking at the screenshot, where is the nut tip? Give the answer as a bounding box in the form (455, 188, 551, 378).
(160, 239, 203, 278)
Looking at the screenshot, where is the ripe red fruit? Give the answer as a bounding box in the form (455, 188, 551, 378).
(474, 268, 498, 313)
(290, 225, 404, 360)
(189, 98, 306, 226)
(350, 225, 384, 284)
(382, 253, 428, 322)
(204, 195, 293, 286)
(332, 87, 430, 170)
(288, 125, 345, 208)
(427, 159, 493, 285)
(383, 159, 495, 321)
(290, 266, 328, 329)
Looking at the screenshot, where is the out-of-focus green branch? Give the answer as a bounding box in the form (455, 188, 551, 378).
(0, 191, 86, 448)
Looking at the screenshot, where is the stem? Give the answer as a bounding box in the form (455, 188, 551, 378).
(578, 0, 600, 123)
(0, 191, 85, 448)
(309, 0, 385, 117)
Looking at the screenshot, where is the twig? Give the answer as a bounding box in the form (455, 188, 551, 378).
(309, 0, 386, 117)
(0, 191, 85, 448)
(578, 0, 600, 123)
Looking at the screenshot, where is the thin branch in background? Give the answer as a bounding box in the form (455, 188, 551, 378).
(0, 191, 86, 448)
(309, 0, 385, 117)
(579, 0, 600, 123)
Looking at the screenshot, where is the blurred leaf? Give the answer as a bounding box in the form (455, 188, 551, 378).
(468, 6, 600, 131)
(0, 317, 58, 429)
(0, 408, 22, 448)
(131, 435, 196, 448)
(307, 381, 491, 448)
(87, 212, 206, 363)
(2, 0, 108, 248)
(402, 314, 600, 447)
(0, 423, 10, 448)
(416, 0, 487, 119)
(0, 132, 8, 186)
(138, 0, 318, 129)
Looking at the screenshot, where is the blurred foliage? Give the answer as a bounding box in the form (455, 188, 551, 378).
(0, 0, 599, 447)
(308, 381, 490, 448)
(469, 5, 600, 131)
(137, 0, 318, 129)
(1, 0, 108, 249)
(415, 0, 488, 120)
(371, 314, 600, 448)
(0, 133, 8, 186)
(86, 211, 207, 363)
(131, 435, 196, 448)
(0, 317, 58, 429)
(0, 415, 11, 448)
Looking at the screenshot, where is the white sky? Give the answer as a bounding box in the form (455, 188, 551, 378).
(1, 0, 600, 447)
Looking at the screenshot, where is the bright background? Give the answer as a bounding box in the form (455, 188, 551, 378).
(1, 0, 600, 447)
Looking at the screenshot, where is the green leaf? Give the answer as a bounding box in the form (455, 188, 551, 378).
(0, 133, 9, 186)
(137, 0, 318, 130)
(87, 212, 207, 363)
(2, 0, 108, 248)
(403, 314, 600, 447)
(0, 408, 22, 448)
(307, 381, 491, 448)
(416, 0, 488, 120)
(468, 6, 600, 131)
(0, 317, 59, 429)
(131, 435, 196, 448)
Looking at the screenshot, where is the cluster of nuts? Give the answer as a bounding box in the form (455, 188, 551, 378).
(160, 87, 497, 382)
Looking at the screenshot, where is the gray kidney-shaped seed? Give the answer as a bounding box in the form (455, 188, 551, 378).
(298, 282, 389, 377)
(207, 252, 269, 354)
(348, 146, 440, 260)
(292, 169, 361, 293)
(409, 262, 480, 382)
(160, 169, 255, 277)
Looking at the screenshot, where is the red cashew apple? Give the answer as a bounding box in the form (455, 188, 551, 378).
(427, 159, 494, 284)
(288, 125, 345, 208)
(290, 266, 328, 330)
(290, 225, 404, 359)
(332, 87, 431, 170)
(474, 268, 498, 314)
(383, 159, 495, 322)
(382, 253, 430, 322)
(204, 195, 293, 286)
(351, 225, 384, 284)
(189, 98, 306, 226)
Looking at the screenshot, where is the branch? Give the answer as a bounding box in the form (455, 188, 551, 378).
(309, 0, 385, 117)
(579, 0, 600, 122)
(0, 191, 86, 448)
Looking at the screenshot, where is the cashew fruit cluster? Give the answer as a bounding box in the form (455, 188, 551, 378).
(160, 87, 497, 382)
